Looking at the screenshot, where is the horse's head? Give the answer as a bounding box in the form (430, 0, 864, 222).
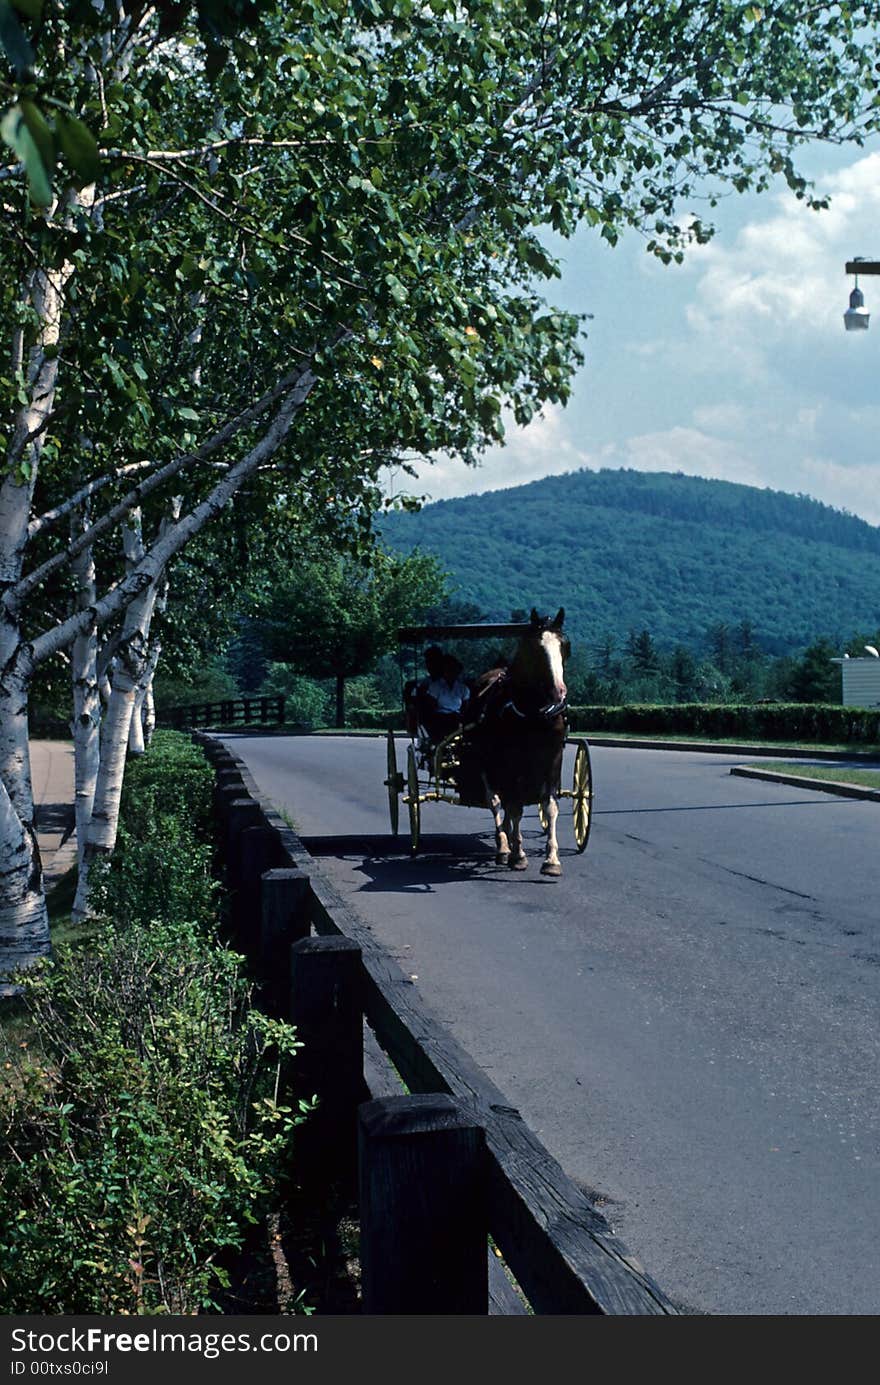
(513, 608, 569, 711)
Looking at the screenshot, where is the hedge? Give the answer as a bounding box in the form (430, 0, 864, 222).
(348, 703, 880, 744)
(0, 731, 307, 1315)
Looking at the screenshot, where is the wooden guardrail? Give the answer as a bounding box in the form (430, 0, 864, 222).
(198, 731, 678, 1316)
(159, 694, 286, 730)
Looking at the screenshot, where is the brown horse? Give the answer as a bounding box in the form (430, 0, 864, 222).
(468, 607, 570, 876)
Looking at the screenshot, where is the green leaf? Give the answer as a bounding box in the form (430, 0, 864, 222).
(0, 104, 52, 206)
(384, 273, 408, 305)
(55, 111, 100, 186)
(19, 98, 55, 177)
(9, 0, 42, 17)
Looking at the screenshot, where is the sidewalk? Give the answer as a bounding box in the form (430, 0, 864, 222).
(30, 739, 76, 889)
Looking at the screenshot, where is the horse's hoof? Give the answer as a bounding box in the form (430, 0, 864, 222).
(495, 851, 510, 866)
(540, 861, 562, 877)
(509, 855, 528, 871)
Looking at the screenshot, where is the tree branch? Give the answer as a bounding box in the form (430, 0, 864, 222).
(11, 354, 323, 610)
(26, 362, 319, 670)
(28, 461, 153, 540)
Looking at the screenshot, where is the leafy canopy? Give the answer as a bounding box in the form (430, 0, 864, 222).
(255, 547, 447, 680)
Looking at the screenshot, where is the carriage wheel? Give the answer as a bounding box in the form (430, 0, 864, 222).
(406, 744, 421, 854)
(572, 740, 593, 853)
(385, 729, 401, 835)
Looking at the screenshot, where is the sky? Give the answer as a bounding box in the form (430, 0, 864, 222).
(392, 139, 880, 527)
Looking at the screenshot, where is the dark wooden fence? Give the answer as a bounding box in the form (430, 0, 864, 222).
(160, 695, 286, 731)
(199, 731, 678, 1316)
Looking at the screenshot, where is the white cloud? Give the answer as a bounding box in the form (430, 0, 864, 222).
(393, 406, 592, 502)
(691, 402, 749, 434)
(800, 457, 880, 525)
(684, 152, 880, 345)
(598, 426, 767, 488)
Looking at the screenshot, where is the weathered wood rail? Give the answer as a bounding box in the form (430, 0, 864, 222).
(160, 694, 286, 731)
(198, 731, 678, 1316)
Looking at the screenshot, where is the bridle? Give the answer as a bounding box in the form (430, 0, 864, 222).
(502, 628, 569, 722)
(501, 695, 568, 722)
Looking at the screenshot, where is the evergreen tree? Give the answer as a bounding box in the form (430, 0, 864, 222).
(629, 629, 660, 674)
(787, 639, 839, 703)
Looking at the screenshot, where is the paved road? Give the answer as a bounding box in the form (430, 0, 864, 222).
(226, 734, 880, 1316)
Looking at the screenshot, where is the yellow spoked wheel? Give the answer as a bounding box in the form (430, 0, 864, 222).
(385, 729, 402, 835)
(406, 744, 421, 854)
(572, 740, 593, 853)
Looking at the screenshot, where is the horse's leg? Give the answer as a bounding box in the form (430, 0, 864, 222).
(487, 787, 509, 865)
(508, 802, 528, 870)
(540, 794, 562, 876)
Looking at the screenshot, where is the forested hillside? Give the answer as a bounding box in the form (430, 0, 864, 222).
(380, 470, 880, 654)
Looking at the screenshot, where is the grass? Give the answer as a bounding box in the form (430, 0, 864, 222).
(746, 762, 880, 790)
(584, 731, 880, 756)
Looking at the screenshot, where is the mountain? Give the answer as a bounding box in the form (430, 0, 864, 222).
(378, 469, 880, 655)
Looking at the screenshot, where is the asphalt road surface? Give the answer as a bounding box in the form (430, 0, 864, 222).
(225, 733, 880, 1316)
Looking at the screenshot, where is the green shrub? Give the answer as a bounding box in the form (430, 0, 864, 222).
(0, 733, 309, 1314)
(349, 703, 880, 744)
(153, 663, 238, 711)
(114, 729, 215, 840)
(259, 665, 331, 728)
(92, 732, 217, 931)
(349, 707, 404, 730)
(566, 703, 880, 744)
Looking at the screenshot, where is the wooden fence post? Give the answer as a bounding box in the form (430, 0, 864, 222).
(259, 868, 311, 1017)
(223, 798, 264, 885)
(290, 935, 364, 1185)
(213, 769, 244, 805)
(358, 1094, 487, 1314)
(234, 825, 281, 957)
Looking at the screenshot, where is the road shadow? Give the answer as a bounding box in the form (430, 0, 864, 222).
(302, 828, 571, 894)
(35, 800, 75, 839)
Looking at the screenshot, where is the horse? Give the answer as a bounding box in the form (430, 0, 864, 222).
(467, 607, 570, 876)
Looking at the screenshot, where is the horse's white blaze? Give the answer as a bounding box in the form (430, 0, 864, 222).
(541, 630, 566, 702)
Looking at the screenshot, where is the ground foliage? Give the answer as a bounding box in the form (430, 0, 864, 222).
(0, 733, 309, 1314)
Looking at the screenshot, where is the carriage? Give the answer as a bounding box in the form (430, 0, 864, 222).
(384, 619, 593, 868)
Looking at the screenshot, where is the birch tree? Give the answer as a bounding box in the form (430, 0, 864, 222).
(3, 1, 880, 988)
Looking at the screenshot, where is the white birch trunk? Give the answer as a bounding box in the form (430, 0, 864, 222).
(0, 259, 73, 982)
(142, 673, 157, 748)
(72, 588, 158, 921)
(69, 510, 101, 868)
(130, 503, 174, 755)
(72, 514, 159, 921)
(130, 639, 161, 755)
(0, 775, 51, 995)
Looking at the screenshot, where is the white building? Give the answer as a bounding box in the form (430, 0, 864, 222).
(831, 656, 880, 708)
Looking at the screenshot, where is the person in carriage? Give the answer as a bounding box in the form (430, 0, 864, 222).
(423, 651, 471, 743)
(405, 646, 471, 748)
